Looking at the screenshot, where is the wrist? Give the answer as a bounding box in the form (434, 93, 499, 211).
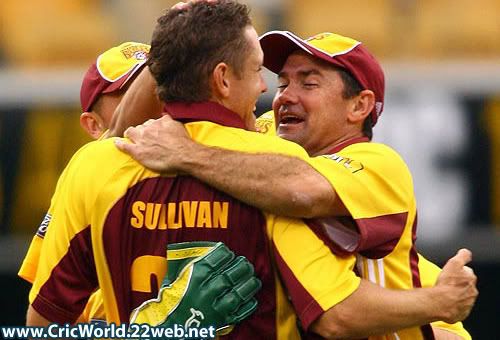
(423, 286, 448, 322)
(176, 139, 210, 173)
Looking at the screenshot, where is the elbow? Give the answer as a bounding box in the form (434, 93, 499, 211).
(311, 304, 361, 339)
(312, 325, 345, 339)
(285, 175, 336, 218)
(288, 191, 317, 218)
(288, 189, 334, 218)
(314, 323, 355, 339)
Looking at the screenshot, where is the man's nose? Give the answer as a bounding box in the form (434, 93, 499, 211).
(277, 85, 298, 104)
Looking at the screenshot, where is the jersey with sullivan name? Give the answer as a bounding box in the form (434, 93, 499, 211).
(29, 103, 360, 339)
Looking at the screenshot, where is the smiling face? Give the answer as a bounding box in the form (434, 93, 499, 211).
(272, 51, 361, 155)
(226, 26, 268, 130)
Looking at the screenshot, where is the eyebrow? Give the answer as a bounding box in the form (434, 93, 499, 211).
(278, 69, 322, 80)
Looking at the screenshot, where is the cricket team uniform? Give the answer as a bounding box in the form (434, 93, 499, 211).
(26, 102, 360, 339)
(311, 138, 433, 340)
(19, 141, 107, 324)
(256, 111, 471, 340)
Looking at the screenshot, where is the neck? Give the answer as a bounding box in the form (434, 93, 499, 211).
(211, 95, 255, 131)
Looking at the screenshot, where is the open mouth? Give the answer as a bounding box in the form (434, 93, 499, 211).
(279, 115, 304, 126)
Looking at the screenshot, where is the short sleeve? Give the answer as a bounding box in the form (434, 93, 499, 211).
(307, 143, 416, 257)
(268, 215, 360, 330)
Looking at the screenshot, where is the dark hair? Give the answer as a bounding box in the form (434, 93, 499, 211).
(337, 68, 373, 140)
(148, 0, 252, 102)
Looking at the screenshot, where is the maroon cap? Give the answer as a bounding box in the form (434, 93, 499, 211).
(80, 42, 150, 112)
(260, 31, 385, 126)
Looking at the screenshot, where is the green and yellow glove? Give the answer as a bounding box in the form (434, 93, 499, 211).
(130, 241, 261, 335)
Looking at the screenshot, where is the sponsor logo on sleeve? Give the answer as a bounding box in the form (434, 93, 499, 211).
(323, 154, 364, 173)
(36, 213, 52, 238)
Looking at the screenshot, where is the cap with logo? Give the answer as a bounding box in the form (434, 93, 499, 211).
(260, 31, 385, 126)
(80, 42, 150, 112)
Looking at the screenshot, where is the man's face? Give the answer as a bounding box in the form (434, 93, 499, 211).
(227, 26, 268, 130)
(272, 51, 354, 156)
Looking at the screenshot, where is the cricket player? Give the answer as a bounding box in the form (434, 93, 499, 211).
(20, 40, 260, 331)
(18, 41, 150, 323)
(115, 27, 475, 340)
(26, 3, 300, 338)
(78, 42, 151, 139)
(26, 2, 476, 339)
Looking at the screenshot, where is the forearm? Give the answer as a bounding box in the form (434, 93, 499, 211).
(176, 142, 338, 218)
(117, 114, 342, 217)
(108, 66, 163, 137)
(312, 280, 445, 339)
(26, 305, 51, 326)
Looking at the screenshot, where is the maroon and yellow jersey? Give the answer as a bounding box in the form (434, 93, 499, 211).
(308, 136, 457, 340)
(19, 198, 107, 323)
(256, 111, 470, 340)
(29, 102, 359, 339)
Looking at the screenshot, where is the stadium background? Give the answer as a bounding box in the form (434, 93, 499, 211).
(0, 0, 498, 337)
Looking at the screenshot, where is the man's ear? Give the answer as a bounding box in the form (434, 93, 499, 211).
(211, 62, 231, 99)
(80, 112, 105, 139)
(347, 89, 375, 124)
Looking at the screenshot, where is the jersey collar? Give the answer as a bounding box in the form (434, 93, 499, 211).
(327, 136, 370, 154)
(163, 101, 247, 129)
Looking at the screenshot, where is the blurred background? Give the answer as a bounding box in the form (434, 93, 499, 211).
(0, 0, 498, 336)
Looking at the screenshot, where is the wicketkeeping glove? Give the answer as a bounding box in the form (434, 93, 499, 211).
(129, 241, 261, 335)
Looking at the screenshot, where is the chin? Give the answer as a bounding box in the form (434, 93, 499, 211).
(277, 130, 300, 144)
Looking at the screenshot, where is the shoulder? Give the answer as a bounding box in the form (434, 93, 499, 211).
(185, 121, 309, 159)
(60, 138, 157, 198)
(309, 141, 415, 199)
(340, 142, 405, 162)
(67, 138, 141, 175)
(255, 110, 276, 136)
(339, 142, 412, 178)
(73, 138, 132, 165)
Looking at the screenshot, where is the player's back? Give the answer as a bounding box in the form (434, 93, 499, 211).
(100, 172, 281, 338)
(29, 108, 314, 339)
(82, 137, 299, 339)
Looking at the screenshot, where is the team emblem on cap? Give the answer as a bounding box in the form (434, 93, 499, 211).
(120, 43, 150, 60)
(97, 42, 150, 82)
(133, 51, 148, 61)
